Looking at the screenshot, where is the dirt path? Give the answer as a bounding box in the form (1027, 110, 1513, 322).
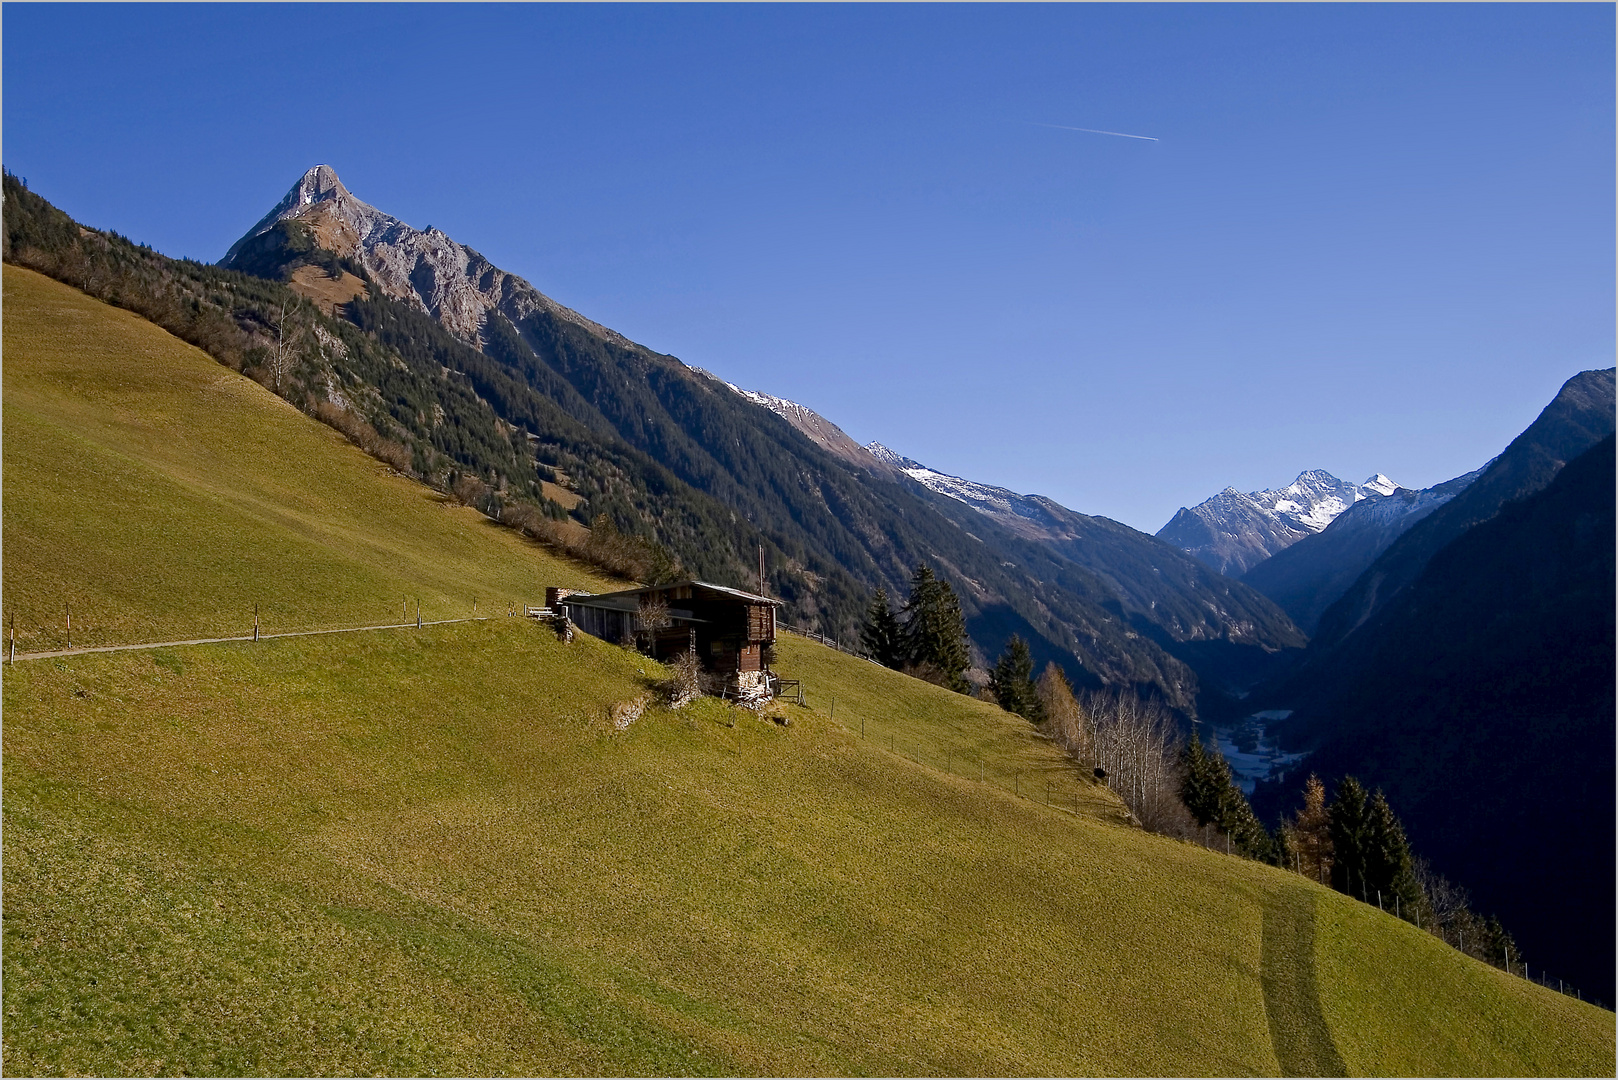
(1260, 889, 1348, 1077)
(9, 617, 490, 662)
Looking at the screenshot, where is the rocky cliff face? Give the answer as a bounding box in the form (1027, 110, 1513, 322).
(1156, 470, 1398, 576)
(221, 165, 628, 349)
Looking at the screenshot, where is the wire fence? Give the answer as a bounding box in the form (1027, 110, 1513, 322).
(778, 623, 886, 666)
(4, 596, 542, 663)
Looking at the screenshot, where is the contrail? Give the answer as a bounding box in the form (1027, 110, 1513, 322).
(1024, 121, 1159, 142)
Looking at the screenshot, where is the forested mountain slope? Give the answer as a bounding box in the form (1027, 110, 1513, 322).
(4, 261, 1610, 1076)
(6, 168, 1305, 714)
(1258, 436, 1616, 1003)
(216, 166, 1308, 713)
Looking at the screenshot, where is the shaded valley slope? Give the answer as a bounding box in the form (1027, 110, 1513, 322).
(1259, 433, 1616, 1002)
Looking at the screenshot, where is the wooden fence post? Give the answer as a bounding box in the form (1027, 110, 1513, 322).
(254, 603, 259, 642)
(416, 600, 421, 629)
(65, 602, 70, 650)
(9, 613, 14, 665)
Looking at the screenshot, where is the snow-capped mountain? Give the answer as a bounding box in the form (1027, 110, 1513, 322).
(1240, 469, 1482, 633)
(717, 390, 1305, 651)
(222, 164, 628, 348)
(1156, 470, 1399, 576)
(711, 383, 1077, 523)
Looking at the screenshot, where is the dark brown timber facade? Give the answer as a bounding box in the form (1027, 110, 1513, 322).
(544, 581, 781, 690)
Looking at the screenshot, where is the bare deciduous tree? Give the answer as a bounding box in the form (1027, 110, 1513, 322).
(634, 594, 672, 654)
(269, 299, 305, 393)
(1081, 688, 1188, 833)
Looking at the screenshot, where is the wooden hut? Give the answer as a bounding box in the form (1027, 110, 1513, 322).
(545, 581, 782, 693)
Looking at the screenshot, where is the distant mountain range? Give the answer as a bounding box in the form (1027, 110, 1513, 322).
(1238, 469, 1483, 635)
(1158, 471, 1398, 576)
(717, 385, 1306, 698)
(207, 165, 1306, 713)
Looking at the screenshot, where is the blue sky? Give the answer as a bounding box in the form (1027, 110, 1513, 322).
(5, 4, 1612, 531)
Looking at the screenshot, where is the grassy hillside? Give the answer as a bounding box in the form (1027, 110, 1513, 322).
(3, 266, 1612, 1075)
(3, 264, 615, 651)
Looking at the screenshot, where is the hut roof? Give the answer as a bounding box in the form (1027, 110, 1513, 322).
(566, 581, 783, 608)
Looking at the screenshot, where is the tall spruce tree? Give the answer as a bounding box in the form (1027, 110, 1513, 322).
(1364, 789, 1423, 920)
(902, 564, 971, 693)
(1328, 776, 1371, 901)
(860, 588, 904, 669)
(989, 635, 1044, 723)
(1179, 734, 1274, 861)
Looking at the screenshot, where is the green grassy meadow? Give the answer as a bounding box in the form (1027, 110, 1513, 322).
(4, 265, 1613, 1075)
(2, 265, 614, 652)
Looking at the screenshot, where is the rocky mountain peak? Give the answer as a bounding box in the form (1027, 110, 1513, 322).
(221, 165, 630, 349)
(1158, 468, 1400, 576)
(295, 164, 349, 204)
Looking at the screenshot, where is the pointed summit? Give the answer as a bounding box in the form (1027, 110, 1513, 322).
(220, 164, 633, 347)
(220, 164, 384, 267)
(292, 163, 349, 205)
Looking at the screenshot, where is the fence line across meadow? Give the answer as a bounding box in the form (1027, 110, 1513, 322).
(7, 616, 495, 663)
(3, 594, 556, 664)
(777, 623, 886, 666)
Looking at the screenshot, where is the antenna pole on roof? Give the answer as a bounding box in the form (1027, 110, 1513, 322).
(758, 544, 765, 596)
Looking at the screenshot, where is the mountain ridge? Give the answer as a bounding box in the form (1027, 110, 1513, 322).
(1306, 367, 1615, 655)
(1158, 470, 1398, 577)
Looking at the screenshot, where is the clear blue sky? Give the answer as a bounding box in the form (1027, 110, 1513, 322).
(5, 4, 1612, 531)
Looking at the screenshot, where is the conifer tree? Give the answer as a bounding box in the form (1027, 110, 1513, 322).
(1180, 733, 1223, 825)
(989, 635, 1044, 723)
(1364, 788, 1423, 920)
(1480, 916, 1519, 970)
(860, 588, 904, 669)
(1328, 776, 1371, 900)
(902, 564, 971, 693)
(1179, 733, 1273, 861)
(1290, 774, 1334, 884)
(1036, 663, 1090, 760)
